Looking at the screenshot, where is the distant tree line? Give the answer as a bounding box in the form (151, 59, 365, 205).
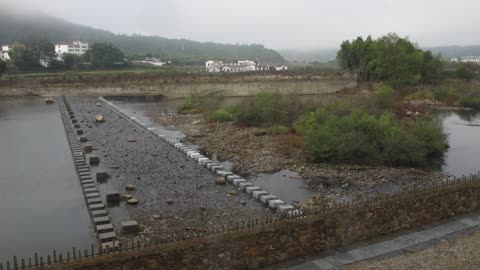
(5, 40, 126, 72)
(337, 33, 444, 86)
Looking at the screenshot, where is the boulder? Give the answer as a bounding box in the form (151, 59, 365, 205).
(125, 184, 136, 191)
(215, 177, 226, 185)
(95, 115, 105, 122)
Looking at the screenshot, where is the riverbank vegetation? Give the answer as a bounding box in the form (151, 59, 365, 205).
(193, 84, 448, 168)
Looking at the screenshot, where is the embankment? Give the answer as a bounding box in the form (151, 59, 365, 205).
(0, 78, 356, 98)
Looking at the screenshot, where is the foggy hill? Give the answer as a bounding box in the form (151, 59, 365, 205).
(0, 10, 285, 64)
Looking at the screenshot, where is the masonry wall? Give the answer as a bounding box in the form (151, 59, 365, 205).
(42, 178, 480, 270)
(0, 79, 356, 98)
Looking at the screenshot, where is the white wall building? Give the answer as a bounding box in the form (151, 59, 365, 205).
(55, 41, 89, 57)
(1, 45, 10, 61)
(205, 59, 275, 73)
(461, 56, 480, 63)
(273, 65, 288, 71)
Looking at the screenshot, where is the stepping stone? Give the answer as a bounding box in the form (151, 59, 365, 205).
(96, 223, 114, 234)
(106, 193, 121, 204)
(246, 186, 261, 195)
(84, 188, 98, 194)
(91, 209, 108, 218)
(226, 175, 241, 183)
(268, 199, 285, 210)
(98, 231, 116, 243)
(260, 194, 276, 205)
(121, 220, 140, 234)
(239, 182, 253, 191)
(253, 190, 269, 200)
(89, 203, 105, 211)
(93, 216, 110, 226)
(278, 204, 295, 214)
(89, 156, 100, 166)
(79, 172, 91, 177)
(87, 198, 103, 205)
(79, 136, 88, 142)
(210, 166, 223, 173)
(76, 130, 83, 135)
(83, 145, 93, 153)
(83, 183, 96, 189)
(233, 179, 246, 187)
(81, 180, 94, 185)
(86, 192, 100, 199)
(71, 119, 78, 124)
(96, 172, 110, 182)
(74, 124, 81, 129)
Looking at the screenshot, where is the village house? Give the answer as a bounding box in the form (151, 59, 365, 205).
(205, 59, 277, 73)
(55, 41, 89, 59)
(0, 45, 10, 61)
(461, 56, 480, 63)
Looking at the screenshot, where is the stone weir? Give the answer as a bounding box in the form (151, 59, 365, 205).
(58, 98, 117, 248)
(62, 96, 274, 241)
(100, 97, 300, 216)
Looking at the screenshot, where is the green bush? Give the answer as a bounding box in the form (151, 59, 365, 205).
(209, 108, 234, 122)
(178, 90, 224, 114)
(372, 83, 395, 109)
(296, 108, 447, 167)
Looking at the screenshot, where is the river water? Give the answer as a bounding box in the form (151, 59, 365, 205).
(109, 95, 480, 203)
(0, 98, 94, 263)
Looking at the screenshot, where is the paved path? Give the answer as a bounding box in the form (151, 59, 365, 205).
(278, 212, 480, 269)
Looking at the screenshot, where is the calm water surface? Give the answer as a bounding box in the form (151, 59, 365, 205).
(0, 98, 94, 262)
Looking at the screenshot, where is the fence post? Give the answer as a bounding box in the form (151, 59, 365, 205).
(84, 249, 88, 258)
(72, 248, 76, 260)
(91, 244, 95, 257)
(47, 255, 51, 265)
(5, 261, 9, 270)
(13, 257, 17, 270)
(34, 253, 38, 268)
(0, 262, 3, 270)
(53, 250, 57, 263)
(59, 253, 63, 263)
(66, 252, 70, 262)
(28, 258, 31, 268)
(21, 259, 25, 270)
(39, 256, 43, 267)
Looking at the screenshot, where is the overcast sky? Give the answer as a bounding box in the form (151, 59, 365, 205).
(4, 0, 480, 50)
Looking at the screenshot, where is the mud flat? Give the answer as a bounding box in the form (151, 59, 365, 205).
(66, 97, 273, 241)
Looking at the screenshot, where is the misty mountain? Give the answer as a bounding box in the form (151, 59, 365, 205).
(0, 10, 285, 64)
(425, 46, 480, 59)
(279, 48, 338, 63)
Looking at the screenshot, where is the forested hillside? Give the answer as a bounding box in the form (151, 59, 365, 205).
(0, 10, 285, 64)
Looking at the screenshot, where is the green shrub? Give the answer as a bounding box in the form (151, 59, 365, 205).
(372, 83, 395, 109)
(209, 108, 234, 122)
(296, 108, 447, 167)
(178, 90, 224, 114)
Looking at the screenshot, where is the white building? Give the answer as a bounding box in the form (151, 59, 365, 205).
(55, 41, 89, 58)
(1, 45, 10, 61)
(461, 56, 480, 63)
(205, 59, 275, 73)
(273, 65, 288, 71)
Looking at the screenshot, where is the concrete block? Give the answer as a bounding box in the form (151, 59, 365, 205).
(245, 186, 261, 195)
(206, 162, 218, 169)
(239, 182, 253, 191)
(210, 166, 223, 173)
(92, 216, 110, 226)
(277, 204, 295, 214)
(197, 158, 209, 165)
(83, 183, 96, 189)
(91, 209, 108, 218)
(86, 192, 100, 199)
(186, 151, 199, 158)
(226, 175, 241, 183)
(96, 223, 114, 234)
(89, 156, 100, 166)
(89, 203, 105, 211)
(233, 178, 246, 187)
(73, 124, 81, 129)
(96, 172, 110, 182)
(84, 187, 98, 194)
(83, 145, 93, 153)
(79, 136, 88, 142)
(76, 129, 83, 135)
(253, 190, 269, 200)
(268, 199, 285, 210)
(220, 171, 234, 178)
(106, 193, 121, 204)
(98, 231, 116, 243)
(121, 220, 140, 234)
(260, 194, 276, 205)
(87, 197, 103, 205)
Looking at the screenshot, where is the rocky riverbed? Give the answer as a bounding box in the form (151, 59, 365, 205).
(66, 97, 273, 242)
(145, 112, 448, 205)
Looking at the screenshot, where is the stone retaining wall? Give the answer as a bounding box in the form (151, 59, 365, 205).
(0, 79, 356, 98)
(32, 174, 480, 270)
